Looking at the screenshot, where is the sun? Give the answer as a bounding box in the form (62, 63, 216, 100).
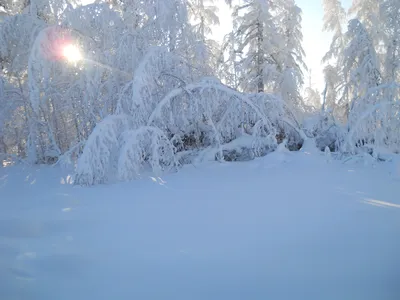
(62, 44, 82, 63)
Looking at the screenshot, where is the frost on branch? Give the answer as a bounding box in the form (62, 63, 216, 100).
(344, 83, 400, 156)
(74, 115, 131, 186)
(75, 76, 304, 185)
(305, 110, 345, 152)
(118, 127, 178, 182)
(117, 46, 198, 128)
(150, 78, 274, 146)
(74, 116, 177, 185)
(148, 77, 303, 161)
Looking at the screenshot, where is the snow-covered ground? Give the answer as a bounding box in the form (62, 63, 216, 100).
(1, 146, 400, 300)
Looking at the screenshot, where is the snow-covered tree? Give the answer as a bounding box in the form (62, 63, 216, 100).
(318, 0, 400, 155)
(224, 0, 306, 114)
(322, 0, 347, 62)
(322, 65, 344, 116)
(273, 0, 307, 112)
(226, 0, 282, 93)
(0, 13, 45, 160)
(321, 0, 347, 116)
(218, 32, 241, 89)
(188, 0, 219, 42)
(340, 19, 381, 100)
(75, 76, 304, 184)
(4, 0, 399, 185)
(379, 0, 400, 82)
(187, 0, 220, 74)
(304, 72, 321, 111)
(348, 0, 381, 47)
(338, 18, 400, 155)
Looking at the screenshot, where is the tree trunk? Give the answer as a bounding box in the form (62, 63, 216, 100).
(257, 22, 264, 93)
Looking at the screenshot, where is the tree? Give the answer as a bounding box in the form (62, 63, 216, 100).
(379, 0, 400, 82)
(348, 0, 381, 47)
(188, 0, 219, 43)
(187, 0, 220, 74)
(0, 14, 45, 160)
(304, 72, 321, 111)
(226, 0, 282, 93)
(340, 19, 381, 100)
(321, 0, 347, 116)
(322, 0, 347, 62)
(338, 18, 400, 155)
(273, 0, 307, 112)
(319, 0, 400, 155)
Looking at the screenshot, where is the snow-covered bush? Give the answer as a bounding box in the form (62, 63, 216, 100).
(118, 127, 178, 181)
(304, 110, 345, 152)
(321, 4, 400, 159)
(75, 75, 303, 185)
(74, 115, 132, 186)
(343, 83, 400, 156)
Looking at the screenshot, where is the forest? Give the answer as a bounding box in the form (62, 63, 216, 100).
(0, 0, 399, 185)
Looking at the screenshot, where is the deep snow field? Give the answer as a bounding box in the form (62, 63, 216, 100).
(1, 144, 400, 300)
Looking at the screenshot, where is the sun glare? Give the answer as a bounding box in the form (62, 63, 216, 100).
(62, 44, 82, 63)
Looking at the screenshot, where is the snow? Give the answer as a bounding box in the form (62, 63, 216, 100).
(1, 149, 400, 300)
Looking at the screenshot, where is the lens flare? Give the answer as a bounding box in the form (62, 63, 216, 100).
(62, 44, 82, 63)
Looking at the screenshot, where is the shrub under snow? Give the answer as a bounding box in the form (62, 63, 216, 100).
(74, 78, 304, 185)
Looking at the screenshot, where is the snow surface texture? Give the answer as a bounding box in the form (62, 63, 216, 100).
(1, 148, 400, 300)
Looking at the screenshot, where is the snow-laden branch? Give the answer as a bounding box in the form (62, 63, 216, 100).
(118, 126, 178, 181)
